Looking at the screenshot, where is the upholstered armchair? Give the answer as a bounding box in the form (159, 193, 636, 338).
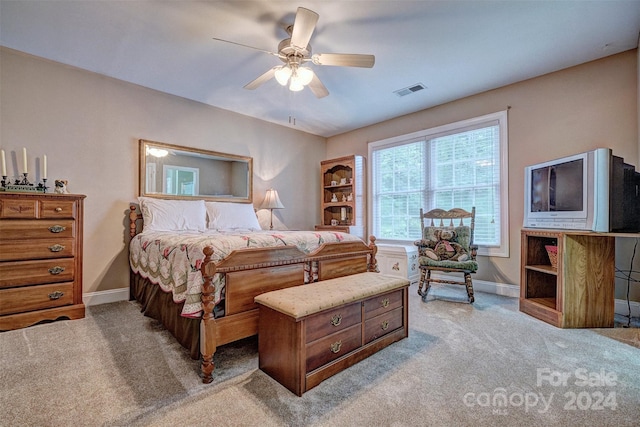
(414, 207, 478, 303)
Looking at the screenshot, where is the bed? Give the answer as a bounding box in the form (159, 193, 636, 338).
(128, 197, 378, 383)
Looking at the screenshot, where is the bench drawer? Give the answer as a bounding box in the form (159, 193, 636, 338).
(306, 323, 361, 373)
(305, 301, 361, 343)
(364, 289, 403, 320)
(364, 307, 404, 344)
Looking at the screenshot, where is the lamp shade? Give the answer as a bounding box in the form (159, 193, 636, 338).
(260, 189, 285, 210)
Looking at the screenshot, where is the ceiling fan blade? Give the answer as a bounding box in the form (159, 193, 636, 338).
(290, 7, 319, 51)
(212, 37, 281, 58)
(312, 53, 375, 68)
(244, 67, 279, 90)
(307, 72, 329, 98)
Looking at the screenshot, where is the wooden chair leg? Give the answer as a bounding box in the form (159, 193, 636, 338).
(464, 272, 475, 303)
(424, 269, 432, 297)
(418, 267, 427, 296)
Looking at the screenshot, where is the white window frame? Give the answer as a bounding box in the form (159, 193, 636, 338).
(367, 110, 509, 257)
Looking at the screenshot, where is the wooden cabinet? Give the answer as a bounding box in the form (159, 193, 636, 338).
(520, 229, 615, 328)
(316, 155, 365, 238)
(0, 193, 86, 330)
(258, 287, 408, 396)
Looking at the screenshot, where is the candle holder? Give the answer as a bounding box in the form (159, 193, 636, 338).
(3, 173, 47, 193)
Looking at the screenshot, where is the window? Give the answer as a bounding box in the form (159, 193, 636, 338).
(163, 165, 200, 196)
(368, 111, 509, 257)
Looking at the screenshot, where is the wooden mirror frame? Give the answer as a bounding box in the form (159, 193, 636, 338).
(139, 139, 253, 203)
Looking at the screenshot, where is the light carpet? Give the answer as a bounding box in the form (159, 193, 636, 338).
(1, 284, 638, 427)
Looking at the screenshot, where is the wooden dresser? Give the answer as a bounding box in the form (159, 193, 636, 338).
(0, 193, 86, 331)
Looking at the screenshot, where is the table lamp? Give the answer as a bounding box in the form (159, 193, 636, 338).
(260, 188, 285, 230)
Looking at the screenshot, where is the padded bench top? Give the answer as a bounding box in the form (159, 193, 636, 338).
(254, 272, 409, 320)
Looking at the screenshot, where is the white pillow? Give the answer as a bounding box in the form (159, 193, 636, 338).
(138, 197, 207, 232)
(205, 202, 261, 230)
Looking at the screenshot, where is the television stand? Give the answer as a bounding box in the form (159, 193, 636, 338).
(520, 229, 616, 328)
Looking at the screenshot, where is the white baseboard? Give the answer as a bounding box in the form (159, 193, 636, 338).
(431, 272, 638, 317)
(83, 288, 130, 306)
(83, 282, 639, 318)
(614, 299, 640, 317)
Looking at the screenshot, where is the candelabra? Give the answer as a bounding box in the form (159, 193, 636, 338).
(1, 173, 48, 193)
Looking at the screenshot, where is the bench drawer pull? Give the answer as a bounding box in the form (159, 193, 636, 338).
(381, 320, 390, 331)
(48, 244, 65, 252)
(381, 298, 390, 308)
(330, 340, 342, 354)
(55, 207, 63, 212)
(48, 225, 66, 233)
(48, 291, 64, 300)
(330, 314, 342, 327)
(48, 266, 65, 275)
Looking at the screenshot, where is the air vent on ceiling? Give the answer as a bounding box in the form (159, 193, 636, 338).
(394, 83, 426, 97)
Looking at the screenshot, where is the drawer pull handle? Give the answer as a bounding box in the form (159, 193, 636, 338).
(381, 320, 390, 331)
(48, 266, 65, 275)
(48, 244, 65, 252)
(381, 298, 390, 308)
(55, 207, 63, 212)
(330, 314, 342, 327)
(48, 291, 64, 300)
(330, 340, 342, 354)
(48, 225, 66, 233)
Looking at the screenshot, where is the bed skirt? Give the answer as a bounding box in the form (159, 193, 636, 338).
(131, 273, 200, 359)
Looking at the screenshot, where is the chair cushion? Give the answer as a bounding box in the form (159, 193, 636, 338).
(418, 256, 478, 272)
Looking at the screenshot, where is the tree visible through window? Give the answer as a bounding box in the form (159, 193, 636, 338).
(368, 111, 509, 257)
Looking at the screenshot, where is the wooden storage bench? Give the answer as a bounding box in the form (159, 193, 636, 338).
(254, 272, 409, 396)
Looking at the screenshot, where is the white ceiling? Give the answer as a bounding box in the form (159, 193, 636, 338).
(1, 1, 639, 137)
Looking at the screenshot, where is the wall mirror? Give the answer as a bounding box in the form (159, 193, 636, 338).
(139, 139, 253, 202)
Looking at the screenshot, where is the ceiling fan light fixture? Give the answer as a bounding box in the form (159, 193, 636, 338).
(296, 66, 314, 86)
(274, 66, 292, 86)
(289, 78, 305, 92)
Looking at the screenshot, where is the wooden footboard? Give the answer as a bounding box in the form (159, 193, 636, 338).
(128, 205, 378, 384)
(198, 237, 378, 383)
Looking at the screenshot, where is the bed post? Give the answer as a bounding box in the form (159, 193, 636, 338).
(367, 235, 379, 272)
(129, 205, 141, 238)
(200, 246, 218, 384)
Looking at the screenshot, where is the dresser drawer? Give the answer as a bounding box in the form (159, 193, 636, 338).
(305, 301, 361, 343)
(0, 258, 75, 289)
(305, 323, 361, 373)
(0, 199, 37, 218)
(0, 282, 74, 315)
(364, 307, 404, 344)
(0, 238, 75, 261)
(40, 200, 76, 219)
(0, 219, 75, 240)
(364, 289, 403, 320)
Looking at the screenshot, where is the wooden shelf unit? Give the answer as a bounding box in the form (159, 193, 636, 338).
(316, 155, 365, 238)
(520, 229, 616, 328)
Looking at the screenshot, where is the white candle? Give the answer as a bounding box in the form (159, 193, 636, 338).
(1, 150, 6, 176)
(340, 207, 347, 221)
(43, 155, 47, 179)
(22, 147, 27, 174)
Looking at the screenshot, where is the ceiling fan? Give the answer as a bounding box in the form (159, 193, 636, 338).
(212, 7, 375, 98)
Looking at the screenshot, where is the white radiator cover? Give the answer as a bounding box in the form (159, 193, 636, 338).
(376, 244, 419, 284)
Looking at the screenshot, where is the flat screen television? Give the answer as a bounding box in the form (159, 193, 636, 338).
(523, 148, 640, 232)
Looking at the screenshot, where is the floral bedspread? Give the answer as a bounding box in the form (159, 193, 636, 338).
(129, 229, 361, 317)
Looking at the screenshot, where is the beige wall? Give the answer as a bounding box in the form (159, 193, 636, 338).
(0, 47, 326, 297)
(328, 50, 639, 299)
(2, 46, 638, 302)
